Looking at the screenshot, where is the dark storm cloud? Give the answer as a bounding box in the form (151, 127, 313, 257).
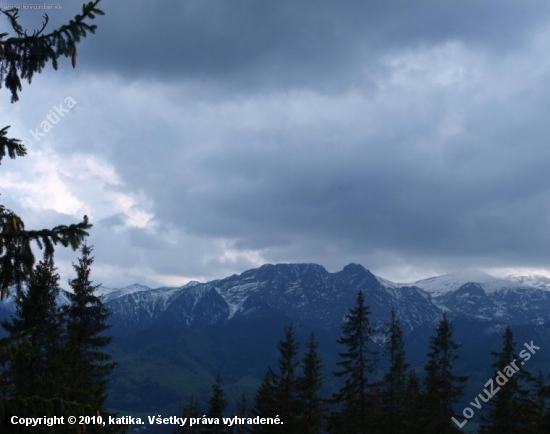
(6, 0, 550, 285)
(68, 56, 550, 276)
(78, 0, 550, 90)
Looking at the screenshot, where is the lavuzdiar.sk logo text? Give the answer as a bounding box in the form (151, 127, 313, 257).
(452, 340, 540, 429)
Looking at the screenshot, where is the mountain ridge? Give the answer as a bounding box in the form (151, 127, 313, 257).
(90, 263, 550, 337)
(2, 263, 549, 332)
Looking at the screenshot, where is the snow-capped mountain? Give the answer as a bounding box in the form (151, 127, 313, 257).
(104, 263, 443, 336)
(97, 263, 550, 339)
(392, 269, 550, 324)
(507, 274, 550, 291)
(4, 264, 550, 333)
(106, 284, 229, 335)
(96, 283, 153, 303)
(3, 264, 550, 333)
(0, 288, 71, 313)
(406, 269, 523, 297)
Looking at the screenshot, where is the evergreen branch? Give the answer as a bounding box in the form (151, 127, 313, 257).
(0, 207, 91, 299)
(3, 9, 49, 38)
(0, 126, 26, 165)
(0, 0, 104, 102)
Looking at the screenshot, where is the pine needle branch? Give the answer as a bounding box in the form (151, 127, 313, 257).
(0, 0, 104, 102)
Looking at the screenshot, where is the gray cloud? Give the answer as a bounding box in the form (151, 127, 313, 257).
(4, 0, 550, 285)
(64, 0, 550, 90)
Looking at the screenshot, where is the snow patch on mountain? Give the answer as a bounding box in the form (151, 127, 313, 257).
(96, 283, 152, 302)
(374, 275, 401, 290)
(213, 281, 257, 319)
(406, 270, 524, 297)
(507, 274, 550, 291)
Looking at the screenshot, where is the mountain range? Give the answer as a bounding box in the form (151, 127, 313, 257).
(2, 263, 550, 430)
(92, 264, 550, 336)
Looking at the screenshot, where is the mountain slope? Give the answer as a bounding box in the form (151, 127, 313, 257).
(105, 263, 443, 336)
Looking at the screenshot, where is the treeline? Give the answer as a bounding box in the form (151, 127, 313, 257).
(0, 246, 122, 434)
(179, 291, 550, 434)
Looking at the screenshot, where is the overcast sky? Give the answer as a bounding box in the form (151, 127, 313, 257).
(2, 0, 550, 287)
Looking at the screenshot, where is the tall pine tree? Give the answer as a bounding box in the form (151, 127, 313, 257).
(328, 290, 379, 434)
(297, 333, 324, 434)
(273, 324, 300, 432)
(252, 325, 302, 433)
(202, 375, 229, 434)
(401, 371, 424, 434)
(235, 391, 250, 434)
(479, 326, 538, 434)
(177, 396, 201, 434)
(251, 368, 278, 434)
(1, 257, 63, 398)
(534, 371, 550, 433)
(61, 244, 114, 411)
(423, 314, 467, 434)
(380, 310, 409, 434)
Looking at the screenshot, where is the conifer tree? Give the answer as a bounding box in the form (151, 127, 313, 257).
(251, 368, 277, 434)
(235, 391, 250, 434)
(178, 396, 201, 434)
(380, 310, 409, 434)
(1, 257, 63, 398)
(479, 326, 538, 434)
(328, 290, 379, 434)
(401, 371, 424, 434)
(534, 371, 550, 434)
(297, 333, 324, 434)
(0, 1, 104, 102)
(203, 375, 229, 434)
(273, 324, 301, 433)
(423, 314, 467, 434)
(61, 244, 114, 410)
(251, 325, 301, 434)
